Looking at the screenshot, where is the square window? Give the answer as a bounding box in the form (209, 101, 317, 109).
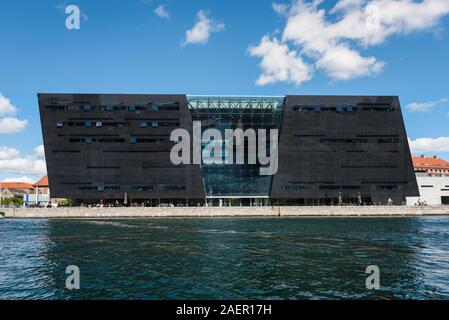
(106, 105, 113, 111)
(96, 122, 103, 127)
(83, 105, 91, 111)
(128, 105, 136, 111)
(152, 121, 159, 128)
(85, 121, 92, 127)
(151, 105, 159, 111)
(314, 106, 321, 113)
(130, 137, 137, 144)
(97, 186, 104, 192)
(85, 137, 92, 144)
(56, 122, 64, 128)
(140, 121, 147, 128)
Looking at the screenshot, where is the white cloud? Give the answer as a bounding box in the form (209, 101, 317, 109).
(183, 10, 224, 46)
(249, 36, 312, 86)
(0, 145, 46, 176)
(154, 5, 170, 19)
(1, 176, 34, 184)
(0, 146, 20, 160)
(406, 97, 448, 112)
(0, 93, 28, 134)
(0, 93, 17, 116)
(251, 0, 449, 85)
(315, 44, 384, 80)
(0, 117, 28, 134)
(34, 145, 45, 159)
(272, 3, 289, 15)
(409, 137, 449, 153)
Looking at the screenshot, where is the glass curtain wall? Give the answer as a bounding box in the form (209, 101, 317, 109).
(188, 96, 284, 200)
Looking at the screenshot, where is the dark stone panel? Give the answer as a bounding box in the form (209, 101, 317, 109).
(38, 93, 205, 201)
(39, 94, 419, 205)
(270, 96, 419, 204)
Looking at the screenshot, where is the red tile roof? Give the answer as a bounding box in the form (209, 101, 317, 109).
(412, 156, 449, 170)
(0, 182, 35, 190)
(34, 175, 49, 187)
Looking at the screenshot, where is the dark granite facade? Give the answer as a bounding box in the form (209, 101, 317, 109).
(39, 94, 418, 205)
(270, 96, 419, 205)
(38, 93, 205, 204)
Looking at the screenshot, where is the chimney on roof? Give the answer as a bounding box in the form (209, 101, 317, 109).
(434, 155, 438, 159)
(421, 155, 425, 158)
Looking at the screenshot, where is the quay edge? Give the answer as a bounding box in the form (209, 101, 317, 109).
(1, 206, 449, 219)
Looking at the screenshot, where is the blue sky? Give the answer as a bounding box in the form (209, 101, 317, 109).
(1, 0, 449, 182)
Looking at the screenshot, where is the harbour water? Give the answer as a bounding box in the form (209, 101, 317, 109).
(1, 217, 448, 299)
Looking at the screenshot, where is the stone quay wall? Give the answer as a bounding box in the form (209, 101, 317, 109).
(1, 205, 449, 219)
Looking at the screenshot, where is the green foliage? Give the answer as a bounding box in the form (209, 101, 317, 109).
(58, 199, 71, 207)
(0, 197, 23, 207)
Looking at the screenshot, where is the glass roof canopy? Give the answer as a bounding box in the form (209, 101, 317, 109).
(187, 96, 285, 112)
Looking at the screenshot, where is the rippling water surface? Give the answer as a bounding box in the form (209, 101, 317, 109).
(1, 217, 449, 299)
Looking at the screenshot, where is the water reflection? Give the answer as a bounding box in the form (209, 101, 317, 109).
(1, 217, 449, 299)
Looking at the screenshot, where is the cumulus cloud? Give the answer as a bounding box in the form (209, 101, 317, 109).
(251, 0, 449, 85)
(0, 93, 17, 116)
(183, 10, 224, 46)
(0, 93, 28, 134)
(34, 144, 46, 159)
(154, 4, 170, 19)
(272, 3, 289, 15)
(409, 137, 449, 153)
(0, 145, 46, 176)
(0, 146, 20, 160)
(0, 117, 28, 134)
(406, 97, 448, 112)
(1, 176, 35, 184)
(249, 36, 312, 86)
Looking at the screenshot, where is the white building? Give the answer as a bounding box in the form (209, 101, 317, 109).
(406, 156, 449, 206)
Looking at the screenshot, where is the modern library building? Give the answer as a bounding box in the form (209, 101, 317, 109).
(39, 94, 419, 206)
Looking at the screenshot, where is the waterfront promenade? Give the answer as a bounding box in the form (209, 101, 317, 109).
(1, 205, 449, 218)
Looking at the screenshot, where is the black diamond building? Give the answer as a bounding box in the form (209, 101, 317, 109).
(38, 94, 419, 206)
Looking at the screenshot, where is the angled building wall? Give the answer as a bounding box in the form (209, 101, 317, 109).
(270, 96, 419, 204)
(39, 94, 419, 205)
(38, 93, 205, 204)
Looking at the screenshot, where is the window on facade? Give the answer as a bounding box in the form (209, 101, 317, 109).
(140, 121, 147, 128)
(314, 106, 321, 113)
(128, 105, 136, 111)
(377, 185, 398, 190)
(130, 137, 137, 144)
(152, 121, 159, 128)
(106, 105, 113, 111)
(151, 105, 159, 111)
(84, 137, 92, 144)
(85, 121, 92, 127)
(378, 138, 400, 143)
(96, 122, 103, 127)
(56, 122, 64, 128)
(97, 186, 104, 192)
